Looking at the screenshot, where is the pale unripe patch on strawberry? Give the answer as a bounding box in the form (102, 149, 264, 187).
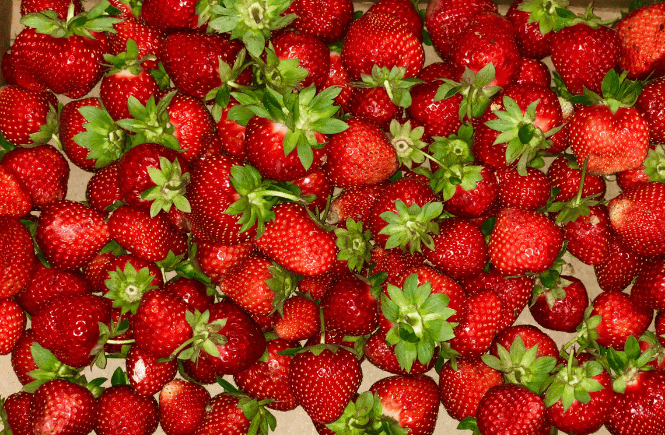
(131, 357, 148, 384)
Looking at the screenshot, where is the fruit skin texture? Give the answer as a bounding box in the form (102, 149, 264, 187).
(488, 207, 563, 276)
(631, 257, 665, 310)
(605, 370, 665, 435)
(635, 76, 665, 144)
(159, 379, 211, 435)
(30, 379, 97, 435)
(94, 385, 159, 435)
(476, 383, 549, 435)
(31, 294, 111, 368)
(255, 203, 337, 277)
(529, 275, 589, 333)
(0, 85, 58, 147)
(289, 346, 363, 424)
(569, 104, 649, 176)
(608, 181, 665, 257)
(286, 0, 355, 44)
(615, 2, 665, 80)
(0, 299, 26, 355)
(370, 374, 440, 435)
(591, 291, 653, 351)
(191, 393, 251, 435)
(126, 345, 178, 397)
(0, 217, 36, 298)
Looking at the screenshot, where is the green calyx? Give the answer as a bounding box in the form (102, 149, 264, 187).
(388, 119, 428, 169)
(207, 0, 296, 58)
(434, 63, 502, 121)
(20, 0, 122, 39)
(569, 69, 643, 114)
(550, 2, 618, 30)
(253, 45, 310, 94)
(216, 378, 278, 435)
(23, 343, 87, 393)
(206, 49, 253, 122)
(484, 95, 563, 176)
(542, 351, 605, 411)
(29, 102, 61, 147)
(605, 334, 658, 394)
(74, 104, 128, 169)
(93, 318, 133, 369)
(335, 218, 373, 273)
(116, 91, 181, 151)
(379, 200, 443, 255)
(482, 336, 558, 394)
(103, 38, 154, 77)
(266, 262, 301, 315)
(168, 310, 228, 362)
(548, 157, 604, 225)
(518, 0, 570, 34)
(353, 65, 424, 108)
(103, 263, 160, 316)
(141, 156, 191, 218)
(326, 391, 409, 435)
(229, 84, 348, 171)
(563, 306, 603, 354)
(381, 273, 457, 373)
(644, 145, 665, 183)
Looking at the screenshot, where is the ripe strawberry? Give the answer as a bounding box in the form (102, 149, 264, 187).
(94, 385, 159, 435)
(530, 275, 589, 333)
(0, 164, 33, 218)
(191, 393, 261, 435)
(425, 0, 498, 61)
(438, 358, 504, 421)
(180, 351, 218, 385)
(321, 274, 379, 336)
(192, 237, 255, 284)
(286, 0, 354, 44)
(489, 324, 560, 364)
(494, 167, 551, 211)
(615, 2, 665, 80)
(31, 294, 111, 368)
(270, 30, 330, 90)
(107, 18, 165, 70)
(158, 379, 211, 435)
(547, 154, 607, 203)
(273, 295, 321, 342)
(444, 165, 499, 219)
(515, 57, 552, 87)
(7, 5, 117, 99)
(2, 390, 33, 435)
(475, 383, 550, 435)
(488, 207, 563, 276)
(635, 76, 665, 144)
(108, 205, 173, 262)
(16, 262, 91, 317)
(0, 299, 26, 355)
(36, 200, 111, 270)
(255, 202, 337, 277)
(0, 85, 58, 147)
(369, 374, 440, 435)
(591, 291, 653, 351)
(164, 277, 214, 314)
(505, 0, 559, 60)
(125, 344, 178, 396)
(594, 232, 647, 292)
(447, 290, 502, 359)
(20, 0, 83, 18)
(342, 12, 423, 81)
(292, 168, 332, 213)
(139, 0, 199, 33)
(364, 329, 435, 375)
(85, 162, 122, 215)
(0, 217, 36, 298)
(10, 329, 39, 386)
(631, 257, 665, 311)
(289, 345, 363, 424)
(608, 181, 665, 257)
(30, 379, 97, 435)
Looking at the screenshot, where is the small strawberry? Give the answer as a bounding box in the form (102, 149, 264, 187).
(0, 85, 58, 147)
(321, 274, 380, 337)
(594, 232, 647, 292)
(10, 330, 39, 386)
(94, 385, 159, 435)
(107, 18, 164, 70)
(192, 237, 255, 284)
(0, 299, 26, 355)
(630, 257, 665, 311)
(447, 289, 502, 360)
(1, 391, 33, 435)
(494, 166, 552, 211)
(0, 165, 33, 218)
(473, 383, 550, 435)
(529, 275, 589, 333)
(158, 379, 211, 435)
(273, 295, 321, 342)
(85, 162, 122, 215)
(191, 388, 276, 435)
(0, 217, 37, 298)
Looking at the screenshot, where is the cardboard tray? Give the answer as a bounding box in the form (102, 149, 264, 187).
(0, 1, 638, 434)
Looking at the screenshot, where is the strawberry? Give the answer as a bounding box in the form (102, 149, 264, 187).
(447, 289, 502, 359)
(323, 117, 398, 188)
(273, 295, 321, 342)
(444, 165, 499, 219)
(0, 299, 26, 355)
(494, 167, 552, 211)
(438, 358, 504, 421)
(321, 274, 380, 337)
(515, 57, 551, 87)
(341, 11, 424, 81)
(547, 154, 607, 203)
(635, 76, 665, 144)
(2, 391, 33, 435)
(192, 237, 255, 284)
(85, 162, 122, 215)
(0, 165, 33, 218)
(20, 0, 83, 19)
(164, 277, 214, 314)
(292, 168, 332, 213)
(367, 0, 423, 40)
(31, 294, 111, 368)
(16, 262, 91, 317)
(233, 338, 300, 412)
(94, 385, 159, 435)
(107, 18, 165, 70)
(425, 0, 498, 61)
(631, 257, 665, 311)
(591, 291, 653, 351)
(270, 30, 330, 90)
(608, 181, 665, 257)
(180, 351, 218, 385)
(255, 202, 337, 277)
(369, 374, 440, 435)
(139, 0, 199, 33)
(0, 217, 37, 298)
(158, 379, 211, 435)
(594, 232, 647, 292)
(0, 85, 58, 147)
(190, 392, 271, 435)
(364, 329, 435, 375)
(288, 345, 363, 424)
(505, 0, 560, 60)
(7, 2, 118, 99)
(488, 207, 563, 276)
(489, 324, 560, 364)
(615, 2, 665, 80)
(474, 383, 550, 435)
(285, 0, 354, 44)
(30, 379, 97, 435)
(10, 329, 39, 386)
(530, 275, 589, 333)
(108, 205, 173, 262)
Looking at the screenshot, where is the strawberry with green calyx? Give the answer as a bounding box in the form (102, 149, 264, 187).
(378, 200, 443, 255)
(482, 336, 557, 394)
(507, 0, 570, 60)
(92, 318, 133, 369)
(22, 342, 87, 394)
(387, 119, 429, 170)
(530, 274, 589, 333)
(250, 45, 310, 95)
(541, 351, 614, 435)
(325, 390, 408, 435)
(229, 85, 348, 181)
(568, 69, 649, 175)
(116, 92, 180, 152)
(139, 156, 191, 218)
(205, 49, 253, 122)
(71, 102, 129, 170)
(335, 218, 373, 273)
(166, 309, 228, 364)
(434, 63, 502, 122)
(0, 86, 60, 148)
(380, 273, 457, 373)
(206, 0, 297, 59)
(561, 306, 604, 355)
(156, 243, 214, 286)
(103, 262, 160, 316)
(642, 144, 665, 183)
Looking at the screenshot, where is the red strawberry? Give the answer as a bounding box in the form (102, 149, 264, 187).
(10, 329, 39, 386)
(547, 154, 607, 203)
(594, 232, 647, 292)
(192, 237, 255, 284)
(286, 0, 354, 44)
(444, 166, 499, 219)
(321, 274, 379, 337)
(107, 18, 165, 70)
(0, 217, 37, 298)
(631, 257, 665, 311)
(158, 379, 211, 435)
(2, 390, 33, 435)
(439, 358, 504, 422)
(255, 202, 337, 277)
(125, 343, 178, 397)
(515, 58, 552, 87)
(364, 329, 435, 375)
(270, 30, 330, 90)
(20, 0, 83, 18)
(369, 374, 440, 435)
(494, 167, 552, 211)
(0, 164, 33, 218)
(85, 162, 122, 216)
(0, 85, 58, 147)
(615, 2, 665, 80)
(591, 291, 653, 351)
(505, 0, 557, 60)
(367, 0, 423, 40)
(606, 366, 665, 435)
(164, 277, 214, 314)
(273, 295, 321, 342)
(191, 393, 257, 435)
(94, 385, 159, 435)
(288, 345, 363, 424)
(489, 324, 560, 363)
(530, 275, 589, 333)
(108, 205, 173, 262)
(635, 76, 665, 144)
(139, 0, 199, 33)
(475, 383, 550, 435)
(448, 289, 502, 359)
(292, 168, 332, 213)
(488, 207, 563, 276)
(0, 299, 26, 355)
(342, 12, 423, 81)
(30, 379, 97, 435)
(36, 200, 111, 270)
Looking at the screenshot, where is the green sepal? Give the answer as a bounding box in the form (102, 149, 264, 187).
(353, 65, 423, 108)
(110, 367, 129, 386)
(116, 92, 181, 152)
(141, 156, 191, 217)
(335, 218, 373, 273)
(388, 119, 429, 169)
(20, 0, 122, 39)
(643, 144, 665, 183)
(74, 104, 128, 169)
(28, 102, 61, 147)
(379, 200, 443, 254)
(23, 343, 85, 393)
(103, 262, 160, 316)
(435, 64, 502, 121)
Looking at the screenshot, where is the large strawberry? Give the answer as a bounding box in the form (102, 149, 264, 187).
(30, 379, 97, 435)
(285, 0, 354, 44)
(158, 379, 211, 435)
(615, 2, 665, 80)
(6, 1, 119, 99)
(94, 385, 159, 435)
(474, 383, 550, 435)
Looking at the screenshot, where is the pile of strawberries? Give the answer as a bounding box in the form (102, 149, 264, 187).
(1, 0, 665, 434)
